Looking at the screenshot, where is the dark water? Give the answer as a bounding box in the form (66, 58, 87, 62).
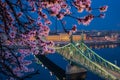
(27, 46, 120, 80)
(86, 46, 120, 80)
(1, 47, 120, 80)
(39, 46, 120, 80)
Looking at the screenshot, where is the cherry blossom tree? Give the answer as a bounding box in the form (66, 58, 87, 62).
(0, 0, 108, 79)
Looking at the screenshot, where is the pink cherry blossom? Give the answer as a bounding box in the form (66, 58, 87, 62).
(45, 19, 51, 25)
(99, 5, 108, 12)
(9, 31, 16, 38)
(49, 4, 61, 16)
(57, 13, 64, 20)
(0, 0, 108, 79)
(34, 49, 40, 55)
(17, 12, 23, 17)
(72, 25, 77, 33)
(99, 13, 105, 18)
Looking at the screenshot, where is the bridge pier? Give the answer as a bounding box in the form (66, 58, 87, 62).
(37, 55, 87, 80)
(66, 64, 87, 80)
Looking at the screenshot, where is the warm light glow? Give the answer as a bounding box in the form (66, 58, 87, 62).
(46, 33, 87, 42)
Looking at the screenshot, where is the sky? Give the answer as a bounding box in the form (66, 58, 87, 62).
(50, 0, 120, 31)
(86, 0, 120, 30)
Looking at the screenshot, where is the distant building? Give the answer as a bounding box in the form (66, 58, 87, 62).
(46, 33, 86, 42)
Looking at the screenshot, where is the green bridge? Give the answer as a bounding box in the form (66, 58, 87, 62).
(52, 34, 120, 80)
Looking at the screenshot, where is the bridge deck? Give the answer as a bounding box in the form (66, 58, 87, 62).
(94, 62, 120, 79)
(107, 69, 120, 79)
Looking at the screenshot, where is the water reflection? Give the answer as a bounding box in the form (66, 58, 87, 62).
(89, 44, 119, 49)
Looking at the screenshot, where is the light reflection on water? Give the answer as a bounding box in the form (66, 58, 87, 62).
(88, 44, 119, 49)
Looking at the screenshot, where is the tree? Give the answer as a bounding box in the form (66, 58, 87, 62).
(0, 0, 108, 79)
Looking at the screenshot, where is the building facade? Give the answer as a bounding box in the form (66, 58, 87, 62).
(46, 33, 86, 42)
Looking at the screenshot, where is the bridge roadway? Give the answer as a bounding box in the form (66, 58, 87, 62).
(55, 42, 120, 80)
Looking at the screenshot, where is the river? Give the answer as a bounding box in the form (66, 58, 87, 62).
(31, 46, 120, 80)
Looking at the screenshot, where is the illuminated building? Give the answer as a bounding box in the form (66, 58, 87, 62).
(46, 33, 86, 42)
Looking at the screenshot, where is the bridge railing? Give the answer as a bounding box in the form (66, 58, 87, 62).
(75, 42, 120, 74)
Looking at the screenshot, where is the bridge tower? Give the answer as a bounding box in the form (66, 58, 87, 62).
(66, 31, 87, 80)
(81, 30, 84, 43)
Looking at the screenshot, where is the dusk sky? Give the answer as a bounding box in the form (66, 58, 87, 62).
(87, 0, 120, 30)
(50, 0, 120, 31)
